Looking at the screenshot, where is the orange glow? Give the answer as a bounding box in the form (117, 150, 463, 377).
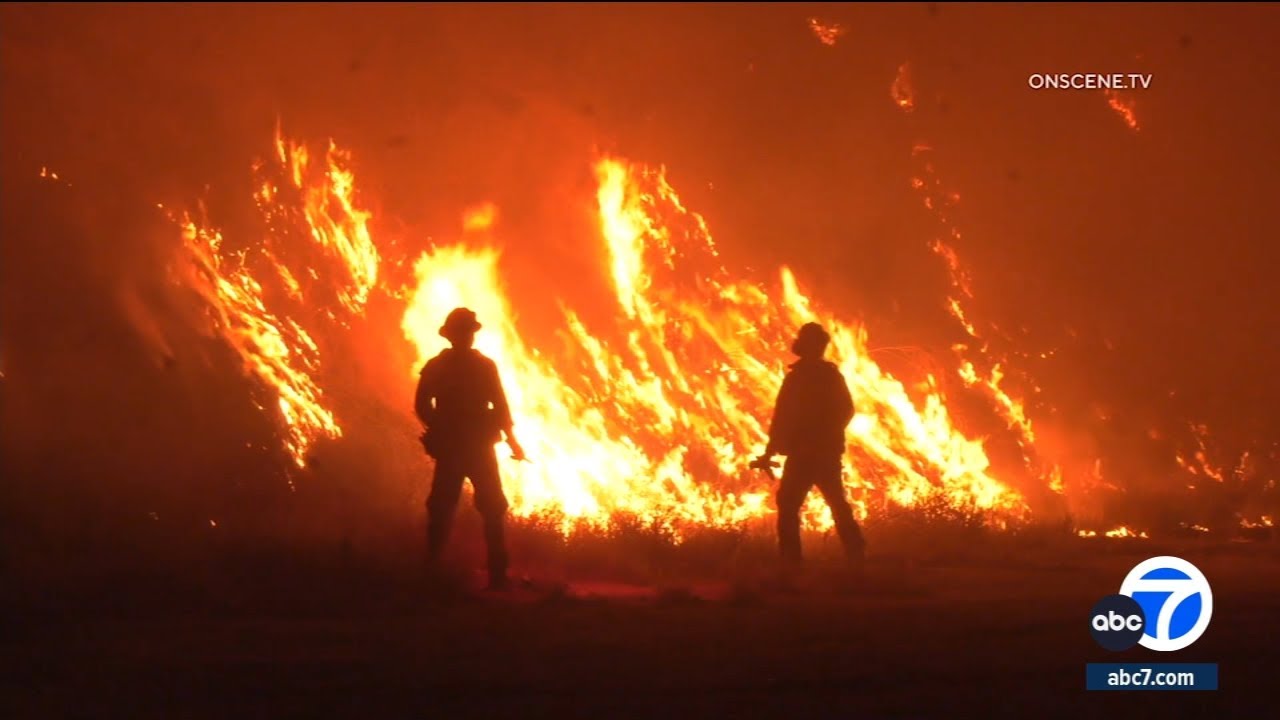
(463, 203, 499, 233)
(891, 63, 915, 112)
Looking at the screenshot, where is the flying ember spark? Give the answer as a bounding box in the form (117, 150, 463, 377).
(891, 62, 915, 112)
(1104, 89, 1140, 132)
(808, 18, 845, 47)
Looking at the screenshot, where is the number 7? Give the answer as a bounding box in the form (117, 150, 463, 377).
(1157, 589, 1196, 639)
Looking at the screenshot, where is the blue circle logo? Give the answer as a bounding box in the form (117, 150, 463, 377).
(1118, 556, 1213, 652)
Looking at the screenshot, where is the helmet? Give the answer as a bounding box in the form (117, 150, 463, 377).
(791, 322, 830, 358)
(439, 307, 482, 341)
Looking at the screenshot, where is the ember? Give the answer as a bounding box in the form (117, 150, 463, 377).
(1104, 89, 1140, 132)
(807, 18, 845, 47)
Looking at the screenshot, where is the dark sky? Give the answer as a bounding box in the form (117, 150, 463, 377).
(3, 2, 1278, 471)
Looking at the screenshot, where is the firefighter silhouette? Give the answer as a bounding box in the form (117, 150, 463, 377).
(415, 307, 525, 590)
(753, 322, 866, 569)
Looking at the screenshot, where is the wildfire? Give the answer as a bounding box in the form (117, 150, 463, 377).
(1104, 89, 1140, 132)
(170, 128, 1076, 535)
(807, 18, 845, 47)
(402, 157, 1027, 533)
(173, 129, 380, 468)
(164, 53, 1181, 528)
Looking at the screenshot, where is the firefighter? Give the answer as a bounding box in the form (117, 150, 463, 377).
(752, 322, 866, 570)
(415, 307, 525, 590)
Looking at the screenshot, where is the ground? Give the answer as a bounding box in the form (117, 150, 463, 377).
(3, 532, 1277, 718)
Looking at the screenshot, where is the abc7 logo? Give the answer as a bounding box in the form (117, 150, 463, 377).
(1090, 556, 1213, 652)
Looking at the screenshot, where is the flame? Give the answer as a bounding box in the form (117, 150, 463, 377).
(172, 131, 381, 468)
(401, 245, 771, 533)
(275, 262, 304, 301)
(1047, 466, 1065, 495)
(1175, 422, 1225, 484)
(261, 130, 380, 315)
(1104, 89, 1140, 132)
(1078, 525, 1149, 539)
(909, 144, 1059, 495)
(177, 217, 340, 467)
(807, 18, 845, 47)
(1239, 515, 1274, 529)
(402, 157, 1028, 534)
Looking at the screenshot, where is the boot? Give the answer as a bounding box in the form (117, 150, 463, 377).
(483, 516, 510, 591)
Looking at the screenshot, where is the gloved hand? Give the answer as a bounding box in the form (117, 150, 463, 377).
(749, 454, 779, 471)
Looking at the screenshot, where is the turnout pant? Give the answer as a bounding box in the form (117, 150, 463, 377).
(776, 453, 865, 565)
(427, 446, 509, 579)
